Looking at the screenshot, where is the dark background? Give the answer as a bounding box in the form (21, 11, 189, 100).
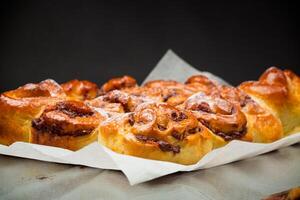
(0, 1, 299, 92)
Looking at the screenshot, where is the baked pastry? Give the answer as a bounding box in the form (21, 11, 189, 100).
(31, 100, 105, 150)
(183, 74, 283, 143)
(0, 79, 66, 145)
(218, 85, 283, 142)
(239, 67, 300, 135)
(182, 92, 248, 147)
(0, 66, 298, 163)
(61, 79, 99, 101)
(99, 102, 213, 165)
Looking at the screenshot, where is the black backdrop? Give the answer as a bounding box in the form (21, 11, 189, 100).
(0, 1, 299, 92)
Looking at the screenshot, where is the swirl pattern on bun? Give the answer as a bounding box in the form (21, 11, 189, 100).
(99, 102, 213, 165)
(31, 100, 104, 150)
(0, 79, 66, 145)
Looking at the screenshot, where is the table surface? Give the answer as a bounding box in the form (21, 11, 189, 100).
(0, 143, 299, 200)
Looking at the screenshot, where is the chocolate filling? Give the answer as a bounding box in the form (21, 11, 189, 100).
(196, 102, 213, 113)
(171, 127, 201, 140)
(157, 141, 180, 153)
(128, 113, 135, 126)
(188, 127, 201, 134)
(171, 111, 188, 122)
(214, 129, 247, 141)
(135, 134, 180, 154)
(171, 131, 183, 140)
(162, 90, 177, 102)
(199, 119, 246, 141)
(56, 102, 94, 118)
(157, 124, 167, 131)
(103, 92, 131, 112)
(32, 118, 94, 136)
(135, 134, 157, 143)
(240, 95, 254, 107)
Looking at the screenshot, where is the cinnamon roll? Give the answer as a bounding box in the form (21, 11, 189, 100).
(0, 79, 67, 145)
(183, 92, 247, 147)
(31, 100, 105, 150)
(219, 85, 283, 142)
(61, 79, 99, 101)
(183, 74, 283, 143)
(0, 66, 298, 163)
(239, 67, 300, 135)
(99, 102, 213, 165)
(182, 75, 283, 143)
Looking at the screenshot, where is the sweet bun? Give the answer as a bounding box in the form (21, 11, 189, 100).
(31, 100, 105, 150)
(0, 66, 298, 163)
(61, 79, 99, 101)
(183, 75, 283, 143)
(0, 79, 66, 145)
(99, 102, 213, 165)
(183, 92, 247, 147)
(239, 67, 300, 135)
(219, 85, 283, 142)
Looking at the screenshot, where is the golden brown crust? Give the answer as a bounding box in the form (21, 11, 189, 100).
(183, 92, 248, 147)
(0, 79, 66, 145)
(87, 90, 154, 114)
(140, 77, 220, 106)
(61, 79, 99, 101)
(185, 75, 219, 95)
(0, 66, 298, 163)
(239, 67, 288, 106)
(4, 79, 66, 99)
(144, 80, 183, 89)
(31, 100, 105, 150)
(100, 75, 137, 94)
(183, 74, 284, 143)
(218, 85, 283, 142)
(127, 80, 196, 106)
(239, 67, 300, 135)
(99, 102, 213, 165)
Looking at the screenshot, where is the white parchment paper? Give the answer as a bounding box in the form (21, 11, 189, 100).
(0, 50, 299, 185)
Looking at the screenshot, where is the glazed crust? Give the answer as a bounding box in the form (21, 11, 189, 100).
(31, 100, 105, 150)
(218, 85, 283, 142)
(99, 102, 213, 165)
(0, 66, 298, 163)
(182, 92, 248, 147)
(0, 79, 66, 145)
(124, 80, 199, 106)
(100, 75, 137, 94)
(86, 90, 155, 118)
(239, 67, 300, 135)
(61, 79, 99, 101)
(182, 75, 283, 143)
